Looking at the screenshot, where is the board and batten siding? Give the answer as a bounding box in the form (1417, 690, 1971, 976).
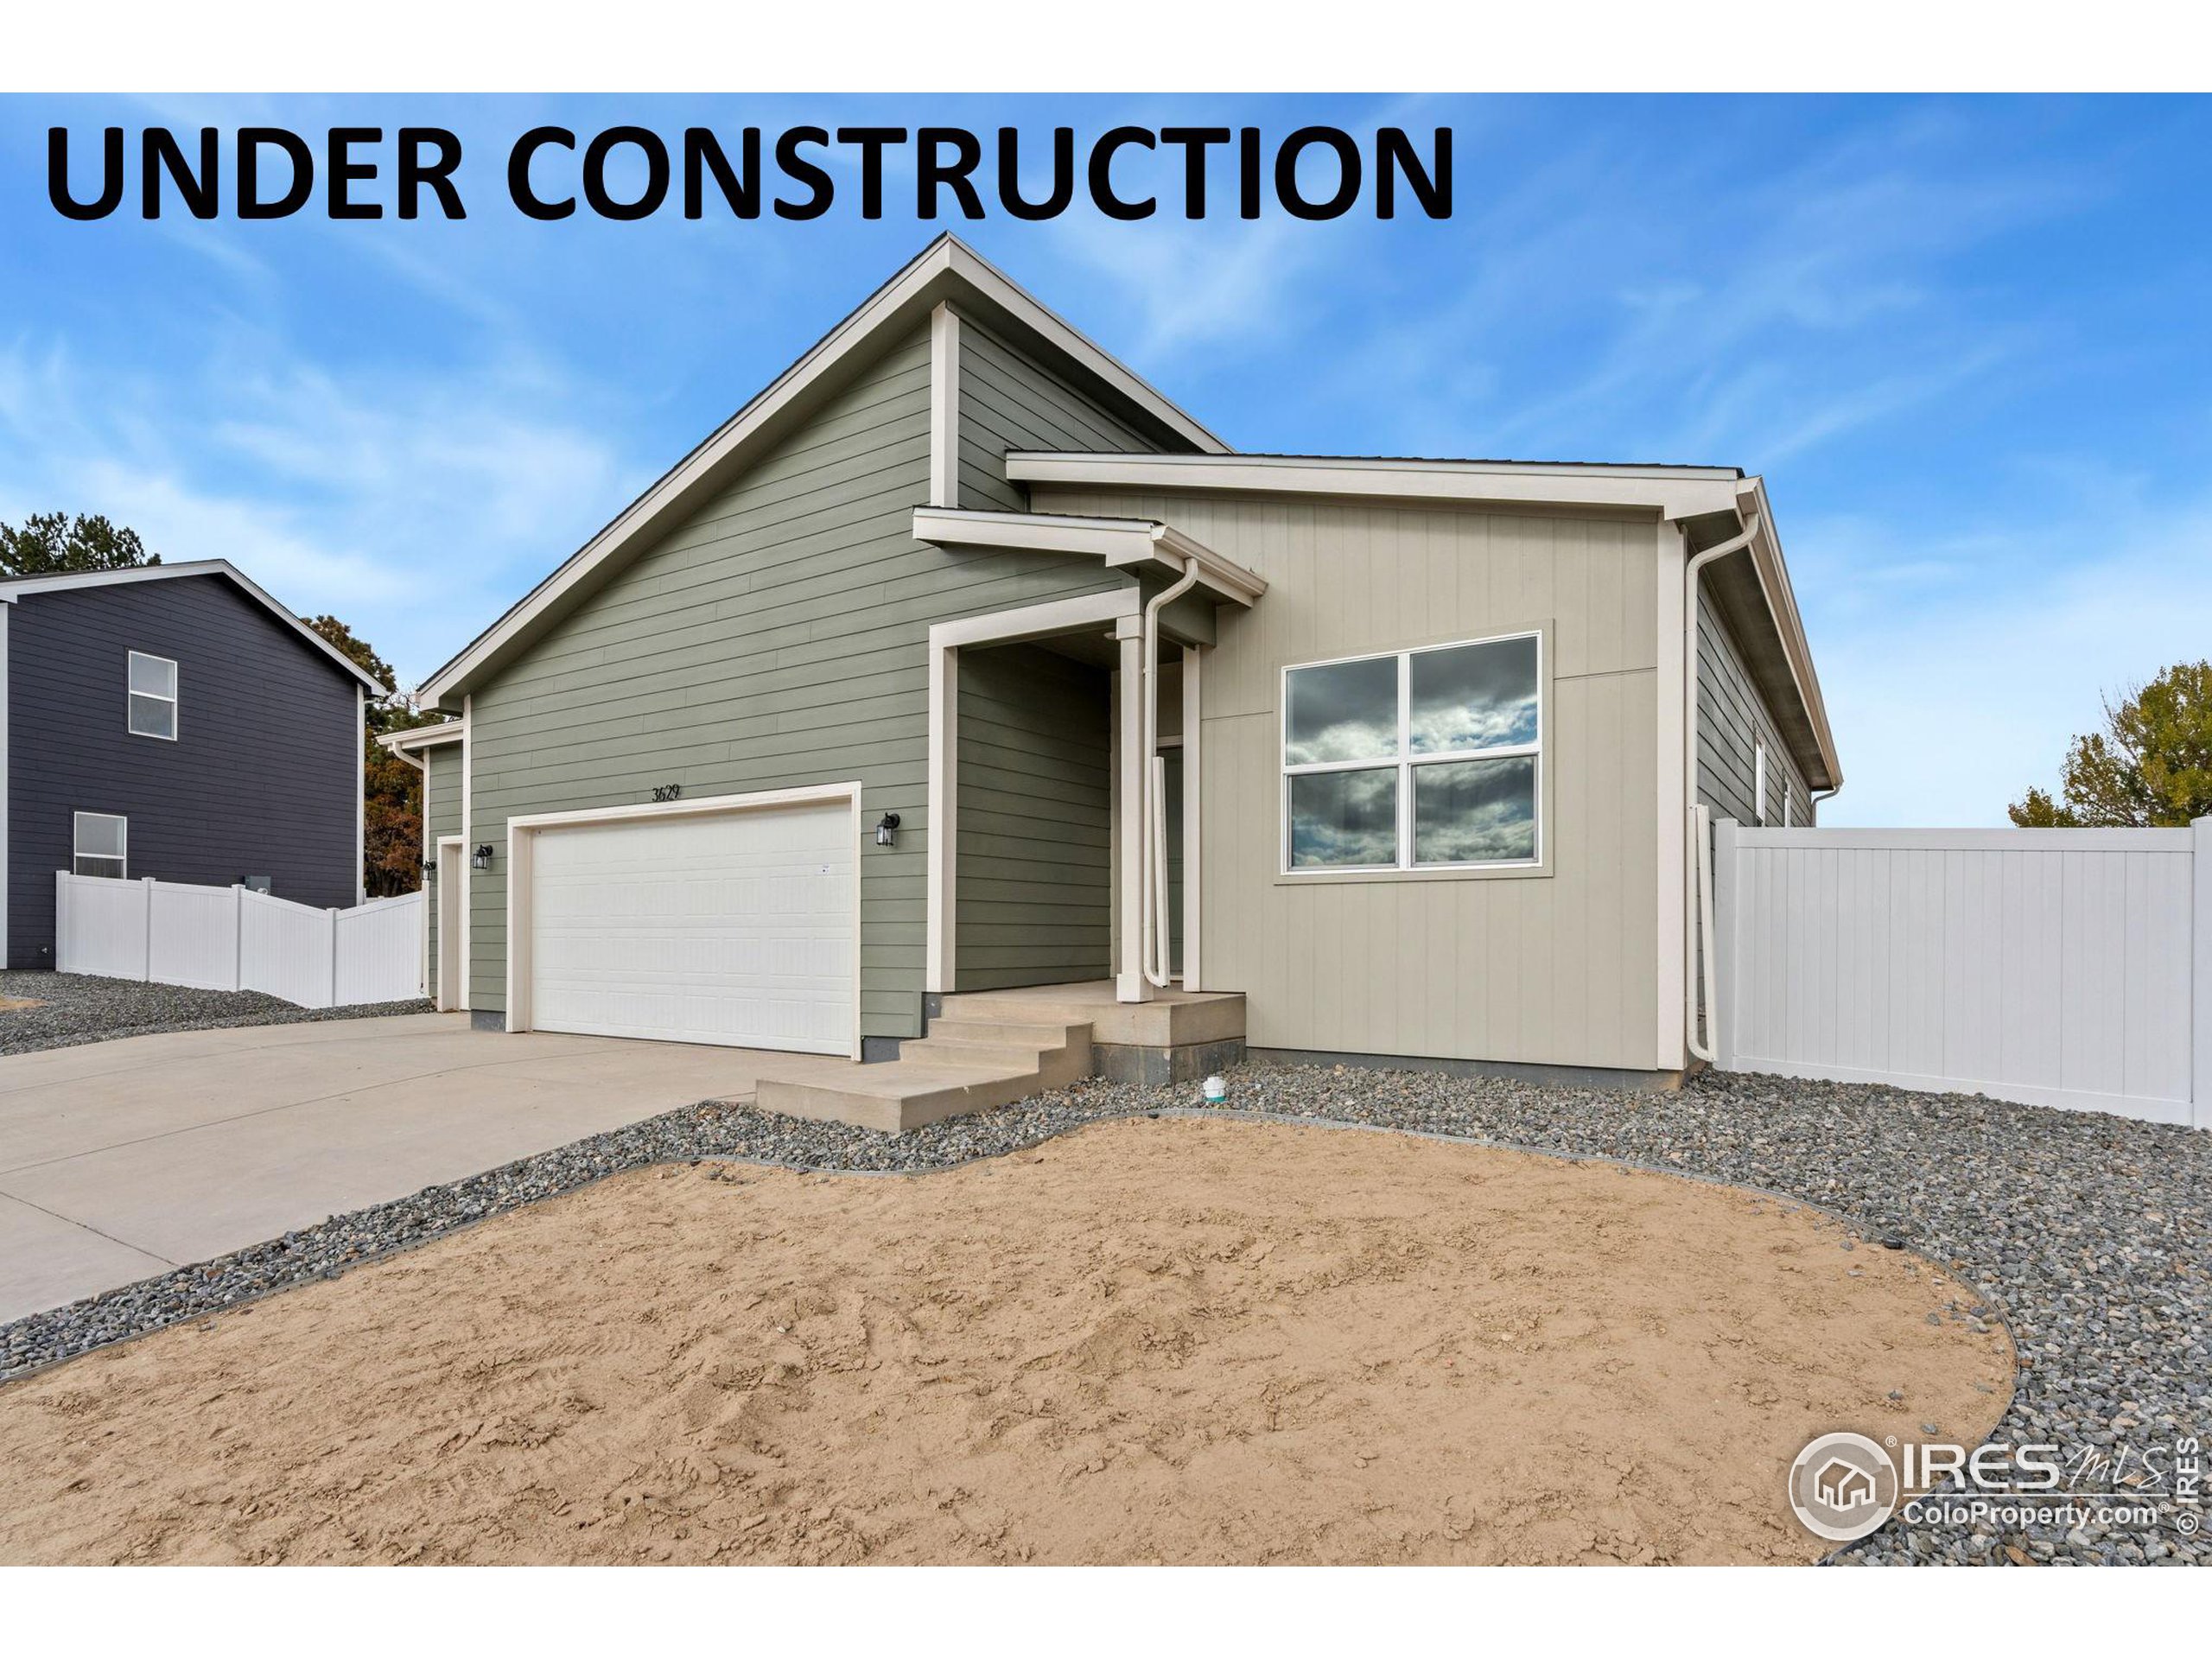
(423, 741, 461, 1002)
(465, 326, 1135, 1039)
(1033, 486, 1666, 1071)
(954, 640, 1112, 991)
(1698, 585, 1809, 828)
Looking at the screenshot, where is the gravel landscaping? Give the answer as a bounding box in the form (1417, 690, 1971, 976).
(0, 970, 429, 1056)
(2, 1058, 2203, 1567)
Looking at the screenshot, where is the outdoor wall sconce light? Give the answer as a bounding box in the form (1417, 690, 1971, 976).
(472, 843, 494, 871)
(874, 812, 900, 848)
(423, 857, 437, 880)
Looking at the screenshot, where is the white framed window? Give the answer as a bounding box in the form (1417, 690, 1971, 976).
(1281, 631, 1541, 874)
(1783, 787, 1794, 828)
(73, 811, 128, 879)
(1754, 739, 1769, 825)
(127, 651, 178, 741)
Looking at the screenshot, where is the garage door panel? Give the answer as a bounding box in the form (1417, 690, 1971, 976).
(527, 801, 855, 1053)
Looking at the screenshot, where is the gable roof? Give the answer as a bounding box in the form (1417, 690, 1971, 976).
(0, 558, 383, 690)
(418, 234, 1228, 708)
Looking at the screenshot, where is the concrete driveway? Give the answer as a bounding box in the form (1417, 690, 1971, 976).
(0, 1013, 772, 1323)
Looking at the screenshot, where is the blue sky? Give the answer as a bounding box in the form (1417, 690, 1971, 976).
(3, 92, 2209, 825)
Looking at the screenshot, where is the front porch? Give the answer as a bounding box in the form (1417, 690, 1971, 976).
(751, 507, 1265, 1131)
(928, 979, 1248, 1084)
(916, 507, 1266, 1013)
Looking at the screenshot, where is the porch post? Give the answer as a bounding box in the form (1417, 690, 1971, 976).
(1114, 614, 1154, 1003)
(925, 634, 957, 994)
(1181, 642, 1202, 992)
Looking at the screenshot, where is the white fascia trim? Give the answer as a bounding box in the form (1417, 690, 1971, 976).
(378, 721, 466, 754)
(0, 560, 382, 690)
(1007, 451, 1745, 521)
(912, 508, 1267, 607)
(420, 235, 1225, 709)
(1735, 477, 1842, 791)
(502, 781, 865, 1060)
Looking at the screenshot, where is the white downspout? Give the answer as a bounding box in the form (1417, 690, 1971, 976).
(1683, 510, 1761, 1064)
(1141, 560, 1203, 988)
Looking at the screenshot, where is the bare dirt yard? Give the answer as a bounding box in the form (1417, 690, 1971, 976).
(0, 1117, 2012, 1565)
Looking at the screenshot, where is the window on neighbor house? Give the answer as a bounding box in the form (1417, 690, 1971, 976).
(73, 811, 127, 880)
(1755, 739, 1769, 825)
(1282, 632, 1541, 872)
(127, 652, 178, 740)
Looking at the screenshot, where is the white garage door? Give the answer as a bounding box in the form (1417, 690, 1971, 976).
(527, 800, 855, 1053)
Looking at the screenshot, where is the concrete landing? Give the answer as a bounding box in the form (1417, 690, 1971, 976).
(748, 982, 1247, 1132)
(938, 982, 1245, 1048)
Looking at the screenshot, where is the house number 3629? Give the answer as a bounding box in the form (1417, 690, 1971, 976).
(652, 783, 683, 803)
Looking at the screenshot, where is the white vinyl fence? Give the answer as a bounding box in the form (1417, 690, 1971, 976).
(1713, 823, 2205, 1128)
(56, 873, 423, 1009)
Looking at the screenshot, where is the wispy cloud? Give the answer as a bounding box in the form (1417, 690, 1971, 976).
(1796, 491, 2212, 825)
(1282, 101, 2094, 471)
(0, 329, 636, 681)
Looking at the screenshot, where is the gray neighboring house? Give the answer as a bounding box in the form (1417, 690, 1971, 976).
(394, 235, 1839, 1106)
(2, 559, 379, 969)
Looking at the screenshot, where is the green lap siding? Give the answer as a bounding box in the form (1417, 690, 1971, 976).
(957, 321, 1157, 512)
(464, 325, 1144, 1039)
(955, 641, 1112, 992)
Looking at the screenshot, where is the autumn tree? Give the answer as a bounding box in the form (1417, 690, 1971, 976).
(2009, 661, 2212, 828)
(0, 512, 159, 576)
(302, 613, 445, 898)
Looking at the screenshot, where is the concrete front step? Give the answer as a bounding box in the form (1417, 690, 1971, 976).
(754, 1058, 1045, 1135)
(919, 1015, 1083, 1047)
(902, 1018, 1092, 1077)
(750, 983, 1250, 1132)
(902, 1038, 1070, 1073)
(753, 1019, 1092, 1133)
